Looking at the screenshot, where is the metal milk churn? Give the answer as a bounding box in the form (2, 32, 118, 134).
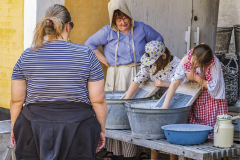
(214, 114, 240, 148)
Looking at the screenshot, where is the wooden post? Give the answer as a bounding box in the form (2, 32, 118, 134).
(178, 155, 187, 160)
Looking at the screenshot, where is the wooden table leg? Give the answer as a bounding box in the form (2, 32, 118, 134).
(178, 155, 187, 160)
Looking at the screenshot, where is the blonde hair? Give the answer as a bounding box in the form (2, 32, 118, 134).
(32, 4, 71, 50)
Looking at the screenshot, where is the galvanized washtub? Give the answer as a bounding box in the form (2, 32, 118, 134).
(0, 120, 14, 160)
(105, 91, 151, 129)
(124, 100, 192, 140)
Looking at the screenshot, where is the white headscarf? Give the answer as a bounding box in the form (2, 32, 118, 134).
(108, 0, 134, 32)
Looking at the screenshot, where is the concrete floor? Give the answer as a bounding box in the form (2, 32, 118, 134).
(95, 148, 170, 160)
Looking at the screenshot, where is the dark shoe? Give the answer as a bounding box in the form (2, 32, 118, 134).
(102, 152, 114, 160)
(139, 152, 150, 160)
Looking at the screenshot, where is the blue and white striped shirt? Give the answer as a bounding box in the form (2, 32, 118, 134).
(11, 40, 104, 105)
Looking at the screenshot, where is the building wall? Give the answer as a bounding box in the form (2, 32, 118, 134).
(37, 0, 65, 22)
(0, 0, 24, 109)
(65, 0, 110, 77)
(218, 0, 240, 52)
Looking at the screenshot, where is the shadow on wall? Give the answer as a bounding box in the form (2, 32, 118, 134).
(0, 107, 10, 121)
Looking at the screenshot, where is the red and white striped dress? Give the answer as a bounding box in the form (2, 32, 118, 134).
(184, 50, 228, 138)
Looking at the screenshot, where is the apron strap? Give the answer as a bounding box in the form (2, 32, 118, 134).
(112, 27, 137, 91)
(131, 28, 137, 73)
(114, 30, 120, 68)
(114, 28, 137, 70)
(112, 31, 120, 91)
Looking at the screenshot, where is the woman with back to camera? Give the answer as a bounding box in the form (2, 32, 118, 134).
(10, 4, 107, 160)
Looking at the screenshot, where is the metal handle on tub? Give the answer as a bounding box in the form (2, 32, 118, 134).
(5, 145, 16, 160)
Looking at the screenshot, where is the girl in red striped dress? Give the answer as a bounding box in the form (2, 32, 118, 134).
(161, 43, 228, 139)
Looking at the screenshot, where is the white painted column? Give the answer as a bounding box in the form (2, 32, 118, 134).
(24, 0, 37, 50)
(24, 0, 65, 50)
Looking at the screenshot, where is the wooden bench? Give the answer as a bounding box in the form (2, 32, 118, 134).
(105, 129, 240, 160)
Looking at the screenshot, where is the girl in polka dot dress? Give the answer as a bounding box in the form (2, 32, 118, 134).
(125, 41, 180, 99)
(125, 41, 181, 160)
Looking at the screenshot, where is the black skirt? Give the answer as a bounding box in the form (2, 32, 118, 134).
(13, 101, 101, 160)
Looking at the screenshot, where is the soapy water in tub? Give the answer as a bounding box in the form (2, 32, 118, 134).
(131, 88, 149, 99)
(130, 93, 193, 109)
(156, 93, 192, 109)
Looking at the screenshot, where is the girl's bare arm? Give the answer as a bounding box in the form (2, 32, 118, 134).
(125, 82, 140, 99)
(160, 55, 188, 109)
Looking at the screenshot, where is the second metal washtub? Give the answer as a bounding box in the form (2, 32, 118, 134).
(124, 100, 192, 140)
(105, 91, 151, 129)
(0, 120, 14, 160)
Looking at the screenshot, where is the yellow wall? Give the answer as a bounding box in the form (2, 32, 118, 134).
(0, 0, 24, 108)
(65, 0, 110, 77)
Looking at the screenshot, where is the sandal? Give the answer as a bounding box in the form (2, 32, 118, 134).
(102, 151, 114, 160)
(139, 152, 150, 160)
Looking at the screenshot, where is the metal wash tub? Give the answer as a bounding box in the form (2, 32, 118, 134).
(124, 100, 192, 140)
(105, 91, 151, 129)
(0, 120, 15, 160)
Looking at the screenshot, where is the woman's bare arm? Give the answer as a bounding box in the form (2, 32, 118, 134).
(88, 79, 107, 132)
(10, 80, 26, 129)
(93, 50, 110, 68)
(88, 79, 107, 152)
(10, 80, 26, 146)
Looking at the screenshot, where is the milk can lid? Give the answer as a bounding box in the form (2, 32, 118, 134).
(217, 113, 232, 120)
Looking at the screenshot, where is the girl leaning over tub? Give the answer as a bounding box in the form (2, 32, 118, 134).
(125, 41, 181, 160)
(161, 43, 228, 137)
(160, 43, 228, 160)
(125, 41, 181, 99)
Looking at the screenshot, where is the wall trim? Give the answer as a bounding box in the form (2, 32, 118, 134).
(24, 0, 37, 50)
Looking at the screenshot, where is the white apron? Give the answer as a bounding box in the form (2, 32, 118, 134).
(105, 63, 140, 91)
(104, 28, 141, 157)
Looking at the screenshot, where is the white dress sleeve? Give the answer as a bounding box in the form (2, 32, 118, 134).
(171, 64, 189, 85)
(207, 58, 225, 99)
(133, 65, 150, 83)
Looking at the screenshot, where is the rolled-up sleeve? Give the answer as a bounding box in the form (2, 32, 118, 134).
(84, 25, 109, 51)
(142, 23, 164, 43)
(206, 59, 225, 99)
(171, 64, 189, 85)
(88, 49, 104, 82)
(11, 54, 25, 80)
(133, 65, 150, 83)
